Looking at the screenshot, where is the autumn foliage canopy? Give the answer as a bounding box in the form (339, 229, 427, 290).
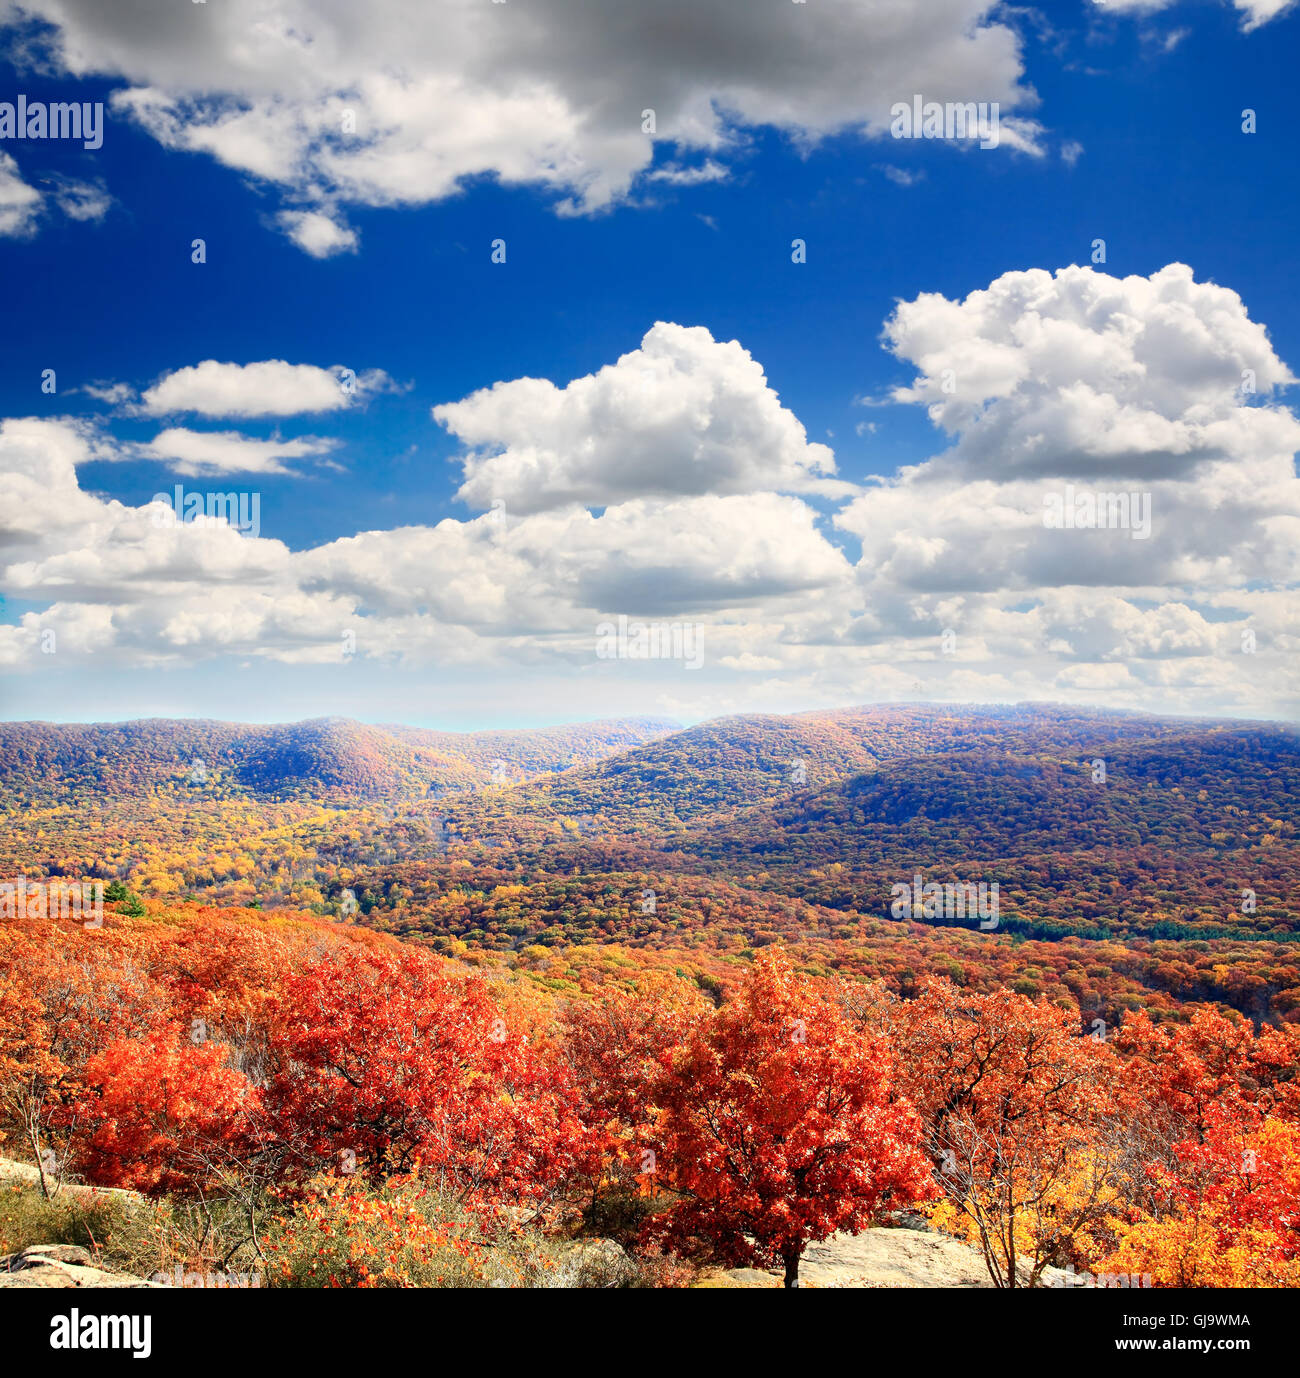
(0, 901, 1297, 1287)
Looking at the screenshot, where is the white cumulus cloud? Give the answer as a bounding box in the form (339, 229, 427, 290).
(141, 428, 338, 477)
(5, 0, 1045, 250)
(439, 322, 843, 514)
(139, 359, 385, 417)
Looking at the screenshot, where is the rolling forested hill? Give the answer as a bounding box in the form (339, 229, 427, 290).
(0, 715, 679, 803)
(3, 703, 1298, 1024)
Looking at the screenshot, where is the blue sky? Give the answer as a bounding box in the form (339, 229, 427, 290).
(1, 0, 1297, 728)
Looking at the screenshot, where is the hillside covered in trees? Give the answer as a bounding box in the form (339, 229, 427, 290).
(2, 703, 1298, 1291)
(0, 715, 678, 803)
(4, 704, 1298, 1022)
(1, 898, 1297, 1291)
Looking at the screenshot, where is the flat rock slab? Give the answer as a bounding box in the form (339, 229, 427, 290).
(0, 1156, 142, 1211)
(704, 1226, 1085, 1288)
(0, 1245, 164, 1289)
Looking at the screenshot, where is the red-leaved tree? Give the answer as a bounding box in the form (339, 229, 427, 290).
(262, 946, 594, 1215)
(650, 948, 932, 1286)
(78, 1025, 257, 1195)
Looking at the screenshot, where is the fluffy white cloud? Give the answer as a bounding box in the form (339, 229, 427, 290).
(5, 0, 1043, 249)
(0, 150, 42, 236)
(439, 322, 842, 514)
(0, 155, 113, 236)
(79, 381, 134, 406)
(880, 262, 1296, 482)
(825, 262, 1300, 714)
(48, 174, 112, 221)
(296, 493, 851, 626)
(0, 417, 112, 549)
(141, 428, 338, 477)
(276, 209, 357, 258)
(0, 601, 116, 668)
(1034, 594, 1219, 662)
(3, 267, 1298, 720)
(4, 499, 290, 605)
(0, 411, 851, 669)
(1091, 0, 1294, 33)
(0, 418, 291, 610)
(139, 359, 383, 417)
(1235, 0, 1297, 23)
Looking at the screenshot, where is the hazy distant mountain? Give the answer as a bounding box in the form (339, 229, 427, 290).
(2, 701, 1297, 954)
(684, 719, 1300, 869)
(479, 702, 1263, 830)
(0, 715, 680, 802)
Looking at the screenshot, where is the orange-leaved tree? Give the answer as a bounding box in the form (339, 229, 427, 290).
(0, 918, 158, 1197)
(1104, 1106, 1300, 1287)
(892, 979, 1126, 1287)
(262, 946, 595, 1215)
(560, 971, 708, 1211)
(650, 948, 932, 1287)
(78, 1025, 258, 1196)
(1104, 1009, 1300, 1286)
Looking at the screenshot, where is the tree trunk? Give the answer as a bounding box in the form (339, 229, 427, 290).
(782, 1251, 801, 1289)
(28, 1121, 53, 1201)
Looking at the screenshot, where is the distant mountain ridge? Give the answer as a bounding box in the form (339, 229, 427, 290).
(3, 702, 1284, 815)
(412, 703, 1300, 944)
(683, 719, 1300, 868)
(0, 715, 680, 802)
(461, 701, 1279, 831)
(2, 701, 1298, 962)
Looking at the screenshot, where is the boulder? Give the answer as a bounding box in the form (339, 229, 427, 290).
(548, 1238, 636, 1289)
(704, 1223, 1095, 1288)
(0, 1244, 165, 1289)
